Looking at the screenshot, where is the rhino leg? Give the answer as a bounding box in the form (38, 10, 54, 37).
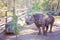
(49, 19, 54, 33)
(44, 26, 49, 36)
(49, 23, 53, 33)
(42, 26, 47, 35)
(35, 23, 41, 35)
(46, 26, 49, 32)
(38, 27, 41, 35)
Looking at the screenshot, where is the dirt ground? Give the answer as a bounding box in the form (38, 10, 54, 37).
(20, 19, 60, 40)
(0, 19, 60, 40)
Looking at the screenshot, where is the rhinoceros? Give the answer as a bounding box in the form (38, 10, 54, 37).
(25, 13, 55, 35)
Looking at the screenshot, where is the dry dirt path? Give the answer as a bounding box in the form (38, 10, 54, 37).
(20, 19, 60, 40)
(0, 19, 60, 40)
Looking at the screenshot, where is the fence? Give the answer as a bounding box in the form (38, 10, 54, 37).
(0, 11, 26, 33)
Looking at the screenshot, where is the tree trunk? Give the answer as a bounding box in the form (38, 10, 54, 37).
(5, 1, 8, 33)
(56, 0, 60, 11)
(56, 0, 60, 15)
(50, 0, 53, 12)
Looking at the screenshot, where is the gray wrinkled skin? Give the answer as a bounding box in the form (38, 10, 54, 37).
(25, 13, 55, 36)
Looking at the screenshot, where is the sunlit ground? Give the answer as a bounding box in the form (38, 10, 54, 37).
(0, 16, 60, 40)
(54, 16, 60, 19)
(19, 16, 60, 40)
